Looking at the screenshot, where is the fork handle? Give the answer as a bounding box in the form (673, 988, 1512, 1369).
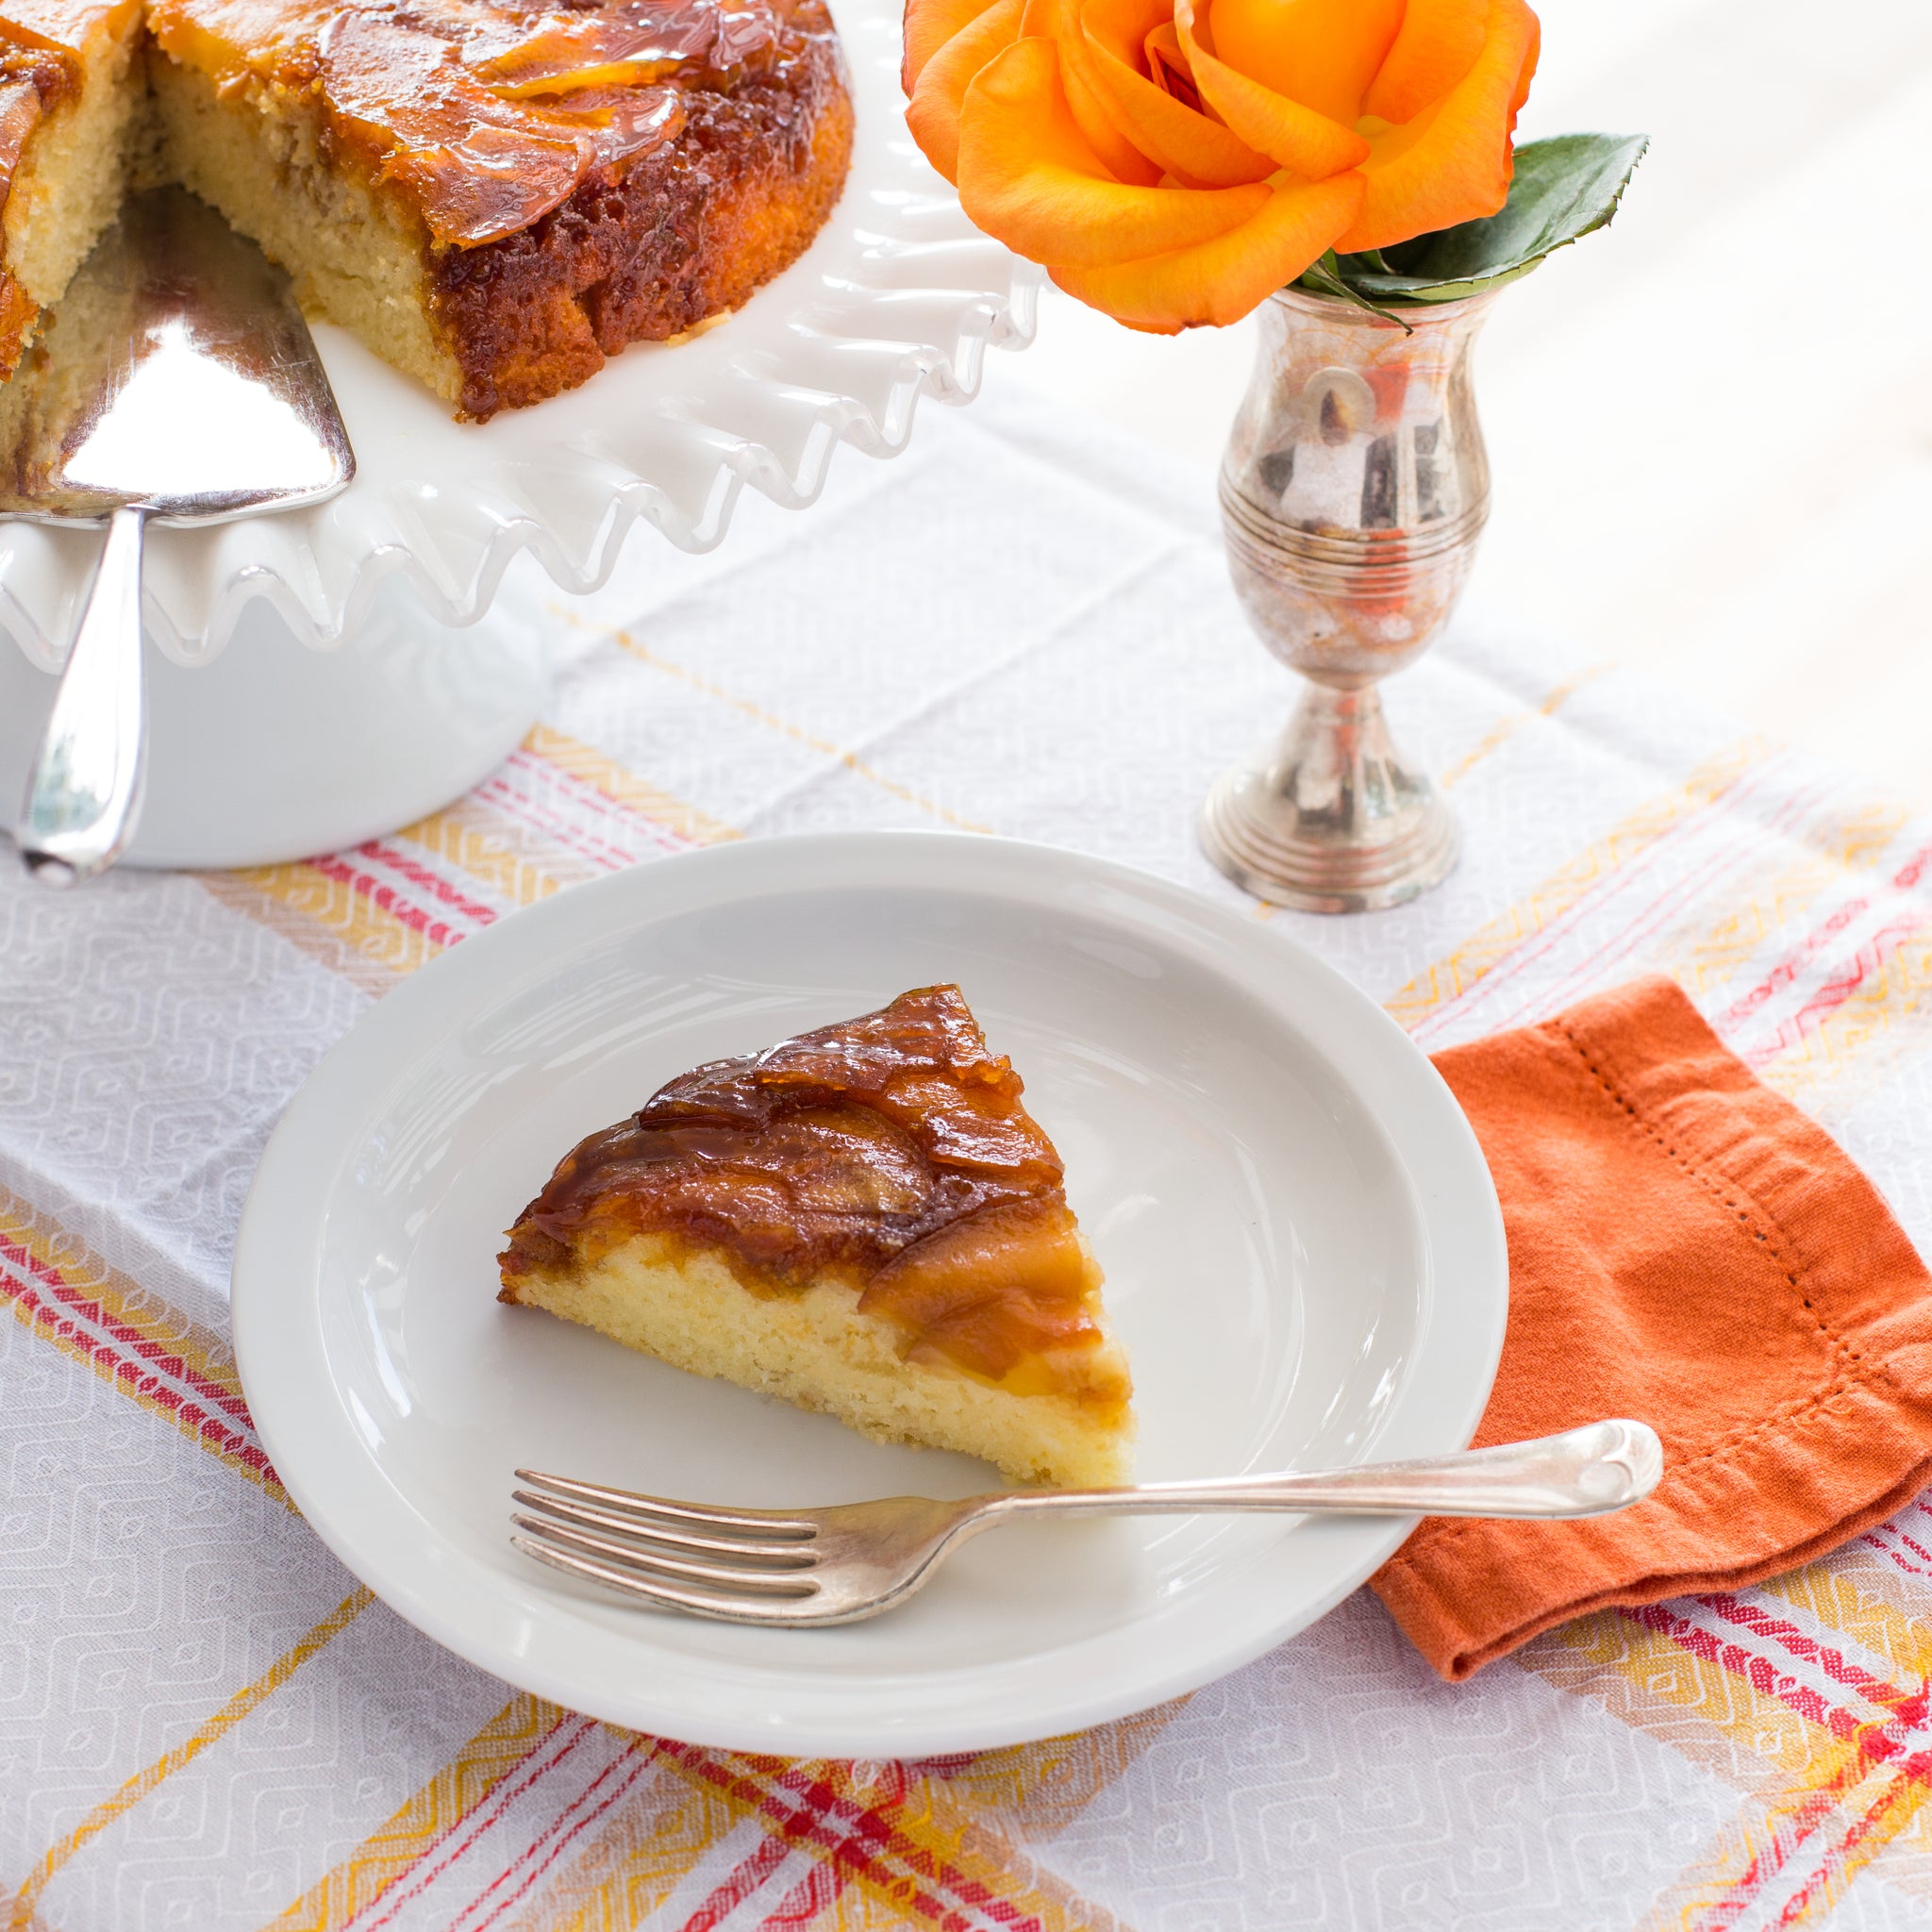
(991, 1420, 1662, 1522)
(17, 504, 148, 884)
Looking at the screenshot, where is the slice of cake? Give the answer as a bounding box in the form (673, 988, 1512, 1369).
(0, 1, 148, 381)
(498, 986, 1135, 1488)
(142, 0, 853, 419)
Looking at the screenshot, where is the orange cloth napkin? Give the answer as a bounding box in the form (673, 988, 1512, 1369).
(1373, 974, 1932, 1681)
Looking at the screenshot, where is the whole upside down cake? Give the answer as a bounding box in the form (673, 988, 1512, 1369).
(499, 987, 1137, 1489)
(0, 0, 852, 418)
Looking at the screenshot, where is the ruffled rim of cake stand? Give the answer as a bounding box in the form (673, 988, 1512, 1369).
(0, 0, 1039, 669)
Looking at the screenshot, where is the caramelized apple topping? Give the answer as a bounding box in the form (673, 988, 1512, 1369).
(146, 0, 782, 247)
(501, 987, 1121, 1391)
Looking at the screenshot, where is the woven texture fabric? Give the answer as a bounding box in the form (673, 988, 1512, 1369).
(7, 389, 1932, 1930)
(1380, 976, 1932, 1681)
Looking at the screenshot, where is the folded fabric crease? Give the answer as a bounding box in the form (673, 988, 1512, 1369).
(1374, 974, 1932, 1680)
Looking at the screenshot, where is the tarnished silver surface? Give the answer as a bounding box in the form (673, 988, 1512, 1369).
(1201, 286, 1495, 913)
(508, 1420, 1664, 1626)
(8, 187, 354, 884)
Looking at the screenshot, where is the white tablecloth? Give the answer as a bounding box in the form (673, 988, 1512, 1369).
(7, 387, 1932, 1932)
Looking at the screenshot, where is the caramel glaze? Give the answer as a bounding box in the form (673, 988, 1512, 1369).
(499, 987, 1129, 1396)
(147, 0, 852, 417)
(432, 6, 848, 417)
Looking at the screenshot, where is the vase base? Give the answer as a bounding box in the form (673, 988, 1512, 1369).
(1199, 682, 1460, 914)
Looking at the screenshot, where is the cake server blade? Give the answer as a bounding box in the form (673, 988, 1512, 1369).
(3, 186, 355, 884)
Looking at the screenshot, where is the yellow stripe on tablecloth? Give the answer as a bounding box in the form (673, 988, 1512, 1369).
(1757, 928, 1932, 1107)
(259, 1694, 561, 1932)
(1522, 1580, 1932, 1930)
(524, 723, 741, 848)
(5, 1588, 373, 1932)
(594, 622, 995, 835)
(204, 858, 444, 990)
(0, 1190, 286, 1507)
(507, 1757, 747, 1932)
(1642, 800, 1907, 999)
(1522, 1611, 1847, 1791)
(631, 1748, 1132, 1932)
(1380, 740, 1766, 1035)
(396, 797, 577, 908)
(199, 725, 736, 991)
(1437, 666, 1607, 793)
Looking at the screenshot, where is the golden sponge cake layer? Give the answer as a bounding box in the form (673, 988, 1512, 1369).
(0, 0, 145, 377)
(508, 1232, 1135, 1490)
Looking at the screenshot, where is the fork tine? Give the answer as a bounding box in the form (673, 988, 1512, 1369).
(511, 1514, 819, 1596)
(511, 1536, 818, 1624)
(516, 1469, 815, 1540)
(511, 1490, 817, 1566)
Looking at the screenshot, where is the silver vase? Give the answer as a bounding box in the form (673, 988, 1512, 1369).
(1200, 284, 1495, 912)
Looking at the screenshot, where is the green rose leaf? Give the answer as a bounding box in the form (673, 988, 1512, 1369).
(1292, 131, 1649, 309)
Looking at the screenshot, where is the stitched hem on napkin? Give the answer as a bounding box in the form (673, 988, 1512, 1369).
(1372, 975, 1932, 1682)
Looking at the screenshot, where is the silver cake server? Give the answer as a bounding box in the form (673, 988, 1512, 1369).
(2, 186, 354, 885)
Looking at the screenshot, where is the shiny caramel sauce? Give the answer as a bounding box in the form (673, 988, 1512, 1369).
(145, 0, 789, 247)
(500, 987, 1128, 1393)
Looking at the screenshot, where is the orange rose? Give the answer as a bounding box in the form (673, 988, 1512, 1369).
(903, 0, 1540, 331)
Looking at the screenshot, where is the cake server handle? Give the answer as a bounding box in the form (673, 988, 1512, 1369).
(16, 504, 148, 885)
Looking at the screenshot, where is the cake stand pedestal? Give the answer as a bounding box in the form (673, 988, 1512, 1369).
(0, 579, 547, 870)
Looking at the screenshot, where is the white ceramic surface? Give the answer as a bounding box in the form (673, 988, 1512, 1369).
(0, 572, 549, 868)
(0, 0, 1035, 668)
(231, 832, 1507, 1756)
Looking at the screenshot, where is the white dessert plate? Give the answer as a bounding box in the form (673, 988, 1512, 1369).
(231, 833, 1507, 1756)
(0, 0, 1035, 667)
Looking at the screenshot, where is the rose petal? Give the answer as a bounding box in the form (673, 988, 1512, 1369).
(1052, 169, 1363, 330)
(1363, 0, 1487, 125)
(1174, 0, 1369, 179)
(1055, 0, 1164, 185)
(906, 0, 1025, 181)
(1082, 26, 1272, 187)
(957, 37, 1270, 267)
(1075, 0, 1171, 69)
(1340, 0, 1539, 250)
(904, 0, 1003, 91)
(1200, 0, 1402, 125)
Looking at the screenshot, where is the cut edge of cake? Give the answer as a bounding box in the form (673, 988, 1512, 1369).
(146, 51, 462, 407)
(0, 0, 148, 378)
(501, 1231, 1137, 1491)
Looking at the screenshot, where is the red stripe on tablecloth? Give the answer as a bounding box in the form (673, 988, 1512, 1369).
(1409, 758, 1779, 1044)
(355, 1715, 594, 1932)
(1514, 779, 1835, 1035)
(461, 1742, 658, 1932)
(1628, 1601, 1932, 1930)
(305, 855, 477, 949)
(1865, 1513, 1932, 1577)
(1713, 897, 1871, 1036)
(1739, 918, 1927, 1069)
(0, 1249, 278, 1487)
(483, 750, 693, 872)
(677, 1832, 792, 1932)
(1625, 1603, 1864, 1742)
(1, 1231, 256, 1432)
(1699, 1593, 1913, 1716)
(1713, 838, 1932, 1064)
(655, 1741, 1044, 1932)
(353, 840, 504, 925)
(758, 1855, 850, 1928)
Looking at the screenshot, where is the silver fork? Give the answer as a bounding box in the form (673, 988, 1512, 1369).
(511, 1418, 1662, 1626)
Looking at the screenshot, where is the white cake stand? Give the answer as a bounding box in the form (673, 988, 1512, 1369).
(0, 0, 1035, 869)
